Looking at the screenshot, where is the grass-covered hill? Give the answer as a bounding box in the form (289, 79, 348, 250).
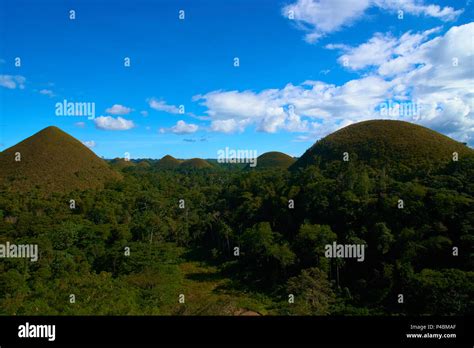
(0, 126, 122, 192)
(292, 120, 473, 175)
(110, 158, 136, 170)
(180, 158, 213, 169)
(155, 155, 183, 170)
(136, 160, 151, 168)
(249, 151, 296, 170)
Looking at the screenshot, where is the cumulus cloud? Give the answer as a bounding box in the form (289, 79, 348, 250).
(94, 116, 135, 131)
(82, 140, 96, 148)
(194, 89, 311, 133)
(195, 23, 474, 144)
(210, 119, 248, 133)
(329, 23, 474, 142)
(283, 0, 370, 43)
(194, 77, 390, 134)
(105, 104, 133, 115)
(160, 120, 199, 134)
(326, 27, 442, 75)
(148, 98, 181, 114)
(0, 75, 26, 89)
(283, 0, 462, 42)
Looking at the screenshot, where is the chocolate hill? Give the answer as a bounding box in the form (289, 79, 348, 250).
(291, 120, 473, 174)
(0, 126, 122, 192)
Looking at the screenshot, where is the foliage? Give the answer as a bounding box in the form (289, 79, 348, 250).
(0, 121, 473, 315)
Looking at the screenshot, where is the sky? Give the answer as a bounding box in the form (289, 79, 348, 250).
(0, 0, 472, 159)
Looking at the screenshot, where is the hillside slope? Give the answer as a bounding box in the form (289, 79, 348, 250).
(0, 126, 122, 192)
(251, 151, 295, 170)
(292, 120, 473, 174)
(155, 155, 183, 170)
(180, 158, 213, 169)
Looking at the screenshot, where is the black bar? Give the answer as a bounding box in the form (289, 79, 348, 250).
(0, 316, 471, 346)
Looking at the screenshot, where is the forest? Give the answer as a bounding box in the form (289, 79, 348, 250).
(0, 121, 472, 316)
(0, 156, 473, 315)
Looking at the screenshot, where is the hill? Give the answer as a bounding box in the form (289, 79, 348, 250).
(0, 126, 122, 192)
(136, 160, 151, 168)
(155, 155, 183, 169)
(291, 120, 473, 174)
(250, 151, 295, 170)
(110, 158, 136, 170)
(179, 158, 213, 169)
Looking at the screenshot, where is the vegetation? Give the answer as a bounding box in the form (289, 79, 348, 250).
(0, 121, 473, 316)
(155, 155, 183, 170)
(0, 126, 121, 192)
(179, 158, 213, 169)
(110, 158, 136, 170)
(248, 151, 296, 170)
(292, 120, 473, 178)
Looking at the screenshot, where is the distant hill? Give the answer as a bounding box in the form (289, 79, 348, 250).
(110, 158, 136, 170)
(180, 158, 213, 169)
(155, 155, 183, 169)
(248, 151, 295, 170)
(0, 126, 122, 192)
(291, 120, 474, 174)
(136, 160, 151, 168)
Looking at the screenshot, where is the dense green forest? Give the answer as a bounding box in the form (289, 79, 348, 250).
(0, 121, 473, 315)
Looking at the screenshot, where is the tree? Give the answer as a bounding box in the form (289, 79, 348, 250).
(373, 222, 394, 255)
(294, 223, 336, 271)
(405, 269, 473, 315)
(286, 267, 335, 315)
(240, 222, 295, 284)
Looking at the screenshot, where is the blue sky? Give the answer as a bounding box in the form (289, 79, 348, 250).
(0, 0, 472, 159)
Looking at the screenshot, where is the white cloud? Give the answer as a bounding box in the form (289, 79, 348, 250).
(148, 98, 181, 114)
(94, 116, 135, 131)
(75, 122, 86, 128)
(160, 120, 199, 134)
(194, 77, 390, 134)
(140, 110, 149, 117)
(82, 140, 96, 148)
(388, 24, 474, 142)
(194, 89, 310, 133)
(327, 27, 441, 75)
(374, 0, 463, 21)
(39, 89, 55, 97)
(195, 23, 474, 144)
(0, 75, 26, 89)
(211, 119, 247, 133)
(283, 0, 370, 43)
(283, 0, 462, 42)
(326, 23, 474, 142)
(105, 104, 133, 115)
